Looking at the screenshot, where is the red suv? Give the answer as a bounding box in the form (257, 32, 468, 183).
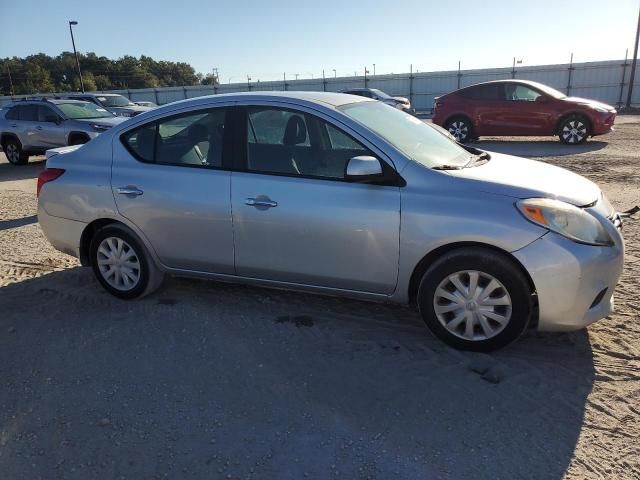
(432, 80, 616, 145)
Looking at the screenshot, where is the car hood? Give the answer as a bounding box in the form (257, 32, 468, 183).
(392, 96, 410, 104)
(74, 116, 128, 127)
(444, 151, 600, 206)
(562, 96, 616, 112)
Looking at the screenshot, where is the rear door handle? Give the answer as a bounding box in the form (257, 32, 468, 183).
(245, 197, 277, 208)
(117, 186, 144, 196)
(35, 126, 43, 130)
(9, 124, 17, 128)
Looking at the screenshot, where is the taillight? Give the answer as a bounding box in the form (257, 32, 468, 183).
(37, 168, 65, 197)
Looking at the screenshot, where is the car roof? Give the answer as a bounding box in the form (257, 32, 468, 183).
(65, 93, 123, 98)
(460, 79, 549, 89)
(5, 98, 92, 107)
(49, 99, 92, 104)
(153, 91, 373, 112)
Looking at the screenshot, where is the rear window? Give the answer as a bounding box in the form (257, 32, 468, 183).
(460, 84, 504, 101)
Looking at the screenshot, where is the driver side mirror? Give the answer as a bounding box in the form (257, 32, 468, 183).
(345, 155, 383, 182)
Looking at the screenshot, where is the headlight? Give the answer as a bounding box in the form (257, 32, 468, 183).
(516, 198, 613, 246)
(92, 124, 110, 131)
(592, 105, 610, 113)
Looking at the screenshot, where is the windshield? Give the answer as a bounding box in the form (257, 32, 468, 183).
(528, 81, 566, 99)
(97, 95, 135, 107)
(338, 101, 471, 169)
(57, 102, 115, 119)
(370, 89, 392, 99)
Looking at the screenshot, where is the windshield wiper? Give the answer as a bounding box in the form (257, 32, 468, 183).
(432, 164, 464, 170)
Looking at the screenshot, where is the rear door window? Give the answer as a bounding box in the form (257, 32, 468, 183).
(461, 84, 504, 101)
(20, 105, 38, 121)
(122, 108, 228, 168)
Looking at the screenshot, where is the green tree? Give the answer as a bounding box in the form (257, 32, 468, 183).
(0, 52, 211, 95)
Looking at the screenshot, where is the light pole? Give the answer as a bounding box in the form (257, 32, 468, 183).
(373, 63, 376, 76)
(511, 57, 522, 79)
(68, 21, 85, 93)
(332, 69, 336, 78)
(626, 5, 640, 108)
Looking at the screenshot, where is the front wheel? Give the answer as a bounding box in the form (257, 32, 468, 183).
(89, 224, 164, 299)
(417, 248, 533, 351)
(444, 117, 474, 143)
(559, 115, 590, 145)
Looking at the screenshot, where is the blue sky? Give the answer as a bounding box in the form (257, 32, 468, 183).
(0, 0, 638, 82)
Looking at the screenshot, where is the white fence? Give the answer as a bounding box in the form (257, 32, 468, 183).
(1, 59, 638, 111)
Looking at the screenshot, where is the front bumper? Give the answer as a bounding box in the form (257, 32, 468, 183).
(591, 111, 616, 135)
(513, 213, 624, 331)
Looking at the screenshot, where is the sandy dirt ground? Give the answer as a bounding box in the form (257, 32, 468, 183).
(0, 120, 639, 480)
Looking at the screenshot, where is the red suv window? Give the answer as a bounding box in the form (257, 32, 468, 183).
(461, 84, 504, 101)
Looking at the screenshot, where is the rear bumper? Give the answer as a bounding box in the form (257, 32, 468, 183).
(513, 217, 624, 332)
(37, 206, 86, 259)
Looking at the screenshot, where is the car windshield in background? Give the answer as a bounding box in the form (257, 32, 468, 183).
(370, 89, 392, 99)
(98, 95, 135, 107)
(339, 101, 470, 169)
(529, 82, 567, 99)
(57, 102, 115, 119)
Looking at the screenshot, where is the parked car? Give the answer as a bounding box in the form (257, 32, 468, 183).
(341, 88, 413, 113)
(432, 80, 616, 144)
(134, 101, 158, 108)
(37, 92, 624, 351)
(62, 93, 153, 117)
(0, 98, 127, 165)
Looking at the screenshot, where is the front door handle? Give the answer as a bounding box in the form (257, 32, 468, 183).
(117, 186, 144, 196)
(35, 126, 43, 130)
(245, 197, 277, 208)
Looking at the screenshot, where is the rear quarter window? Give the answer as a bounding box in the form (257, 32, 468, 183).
(5, 106, 21, 120)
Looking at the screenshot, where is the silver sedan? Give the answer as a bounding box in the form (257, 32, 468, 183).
(37, 92, 625, 351)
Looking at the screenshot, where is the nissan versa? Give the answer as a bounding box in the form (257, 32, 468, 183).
(37, 92, 625, 351)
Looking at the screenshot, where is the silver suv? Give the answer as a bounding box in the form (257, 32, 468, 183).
(0, 99, 127, 165)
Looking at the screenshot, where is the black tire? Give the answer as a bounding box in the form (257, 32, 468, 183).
(444, 116, 474, 143)
(558, 115, 590, 145)
(417, 248, 533, 352)
(89, 224, 164, 299)
(68, 134, 89, 146)
(2, 137, 29, 165)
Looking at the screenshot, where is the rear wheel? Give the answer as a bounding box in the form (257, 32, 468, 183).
(3, 137, 29, 165)
(559, 115, 590, 145)
(417, 248, 533, 351)
(444, 117, 474, 143)
(89, 224, 164, 299)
